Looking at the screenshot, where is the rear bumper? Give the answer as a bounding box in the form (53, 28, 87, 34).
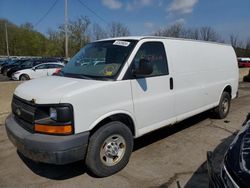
(5, 114, 89, 165)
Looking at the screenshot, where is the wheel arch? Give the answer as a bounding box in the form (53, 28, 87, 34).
(214, 84, 232, 107)
(89, 111, 137, 137)
(19, 73, 30, 80)
(222, 85, 232, 98)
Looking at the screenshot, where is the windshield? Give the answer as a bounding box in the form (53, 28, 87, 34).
(61, 40, 137, 80)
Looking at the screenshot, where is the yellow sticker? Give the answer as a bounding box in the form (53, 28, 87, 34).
(105, 71, 113, 76)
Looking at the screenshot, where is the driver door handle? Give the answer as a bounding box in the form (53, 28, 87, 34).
(170, 77, 174, 90)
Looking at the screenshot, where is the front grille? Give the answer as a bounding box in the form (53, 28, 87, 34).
(12, 95, 36, 132)
(222, 166, 239, 188)
(241, 126, 250, 172)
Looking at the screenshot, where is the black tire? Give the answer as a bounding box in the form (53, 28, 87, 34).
(212, 92, 231, 119)
(3, 69, 7, 76)
(85, 121, 133, 177)
(19, 74, 30, 81)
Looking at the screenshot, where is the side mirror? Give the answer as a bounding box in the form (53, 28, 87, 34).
(133, 59, 153, 77)
(32, 67, 36, 71)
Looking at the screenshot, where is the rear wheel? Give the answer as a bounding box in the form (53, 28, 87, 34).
(85, 121, 133, 177)
(212, 92, 231, 119)
(19, 74, 30, 81)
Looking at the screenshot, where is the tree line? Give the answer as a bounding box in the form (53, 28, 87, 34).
(0, 17, 130, 57)
(154, 23, 250, 57)
(0, 17, 250, 58)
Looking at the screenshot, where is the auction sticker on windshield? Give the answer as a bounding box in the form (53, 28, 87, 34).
(113, 40, 130, 47)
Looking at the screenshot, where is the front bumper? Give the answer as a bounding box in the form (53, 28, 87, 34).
(207, 151, 225, 188)
(11, 74, 19, 80)
(207, 151, 239, 188)
(5, 114, 89, 165)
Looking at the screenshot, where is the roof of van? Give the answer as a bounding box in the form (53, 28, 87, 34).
(97, 36, 231, 46)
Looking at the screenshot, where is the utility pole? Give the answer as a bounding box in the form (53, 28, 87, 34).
(64, 0, 68, 59)
(5, 22, 10, 57)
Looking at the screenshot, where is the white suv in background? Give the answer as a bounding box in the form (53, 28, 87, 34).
(12, 62, 64, 80)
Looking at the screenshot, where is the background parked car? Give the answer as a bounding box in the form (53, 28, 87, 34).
(238, 57, 250, 67)
(1, 59, 28, 76)
(0, 59, 15, 73)
(12, 62, 64, 80)
(6, 59, 40, 78)
(7, 58, 60, 78)
(0, 59, 8, 66)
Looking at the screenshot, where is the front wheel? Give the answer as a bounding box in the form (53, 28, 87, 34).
(212, 92, 231, 119)
(85, 121, 133, 177)
(3, 69, 7, 76)
(19, 74, 30, 81)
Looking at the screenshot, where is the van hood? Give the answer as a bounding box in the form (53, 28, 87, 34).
(14, 76, 110, 104)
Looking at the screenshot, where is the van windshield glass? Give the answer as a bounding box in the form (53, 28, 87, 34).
(61, 40, 137, 80)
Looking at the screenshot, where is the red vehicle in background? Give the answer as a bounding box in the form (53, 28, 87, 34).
(238, 57, 250, 67)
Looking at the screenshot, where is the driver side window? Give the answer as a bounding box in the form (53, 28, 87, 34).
(36, 64, 47, 69)
(132, 42, 169, 77)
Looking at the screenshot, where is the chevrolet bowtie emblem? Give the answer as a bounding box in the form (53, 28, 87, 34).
(16, 108, 21, 116)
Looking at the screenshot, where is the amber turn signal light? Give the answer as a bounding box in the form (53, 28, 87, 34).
(35, 124, 72, 135)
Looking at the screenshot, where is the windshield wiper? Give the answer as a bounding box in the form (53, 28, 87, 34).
(58, 71, 114, 81)
(61, 72, 93, 80)
(74, 74, 94, 80)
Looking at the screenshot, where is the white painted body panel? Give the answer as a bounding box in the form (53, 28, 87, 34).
(163, 39, 238, 122)
(14, 37, 239, 137)
(131, 76, 175, 136)
(15, 76, 135, 134)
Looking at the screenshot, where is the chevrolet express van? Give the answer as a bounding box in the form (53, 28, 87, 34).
(5, 37, 239, 177)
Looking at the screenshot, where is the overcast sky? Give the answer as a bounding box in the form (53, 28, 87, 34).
(0, 0, 250, 42)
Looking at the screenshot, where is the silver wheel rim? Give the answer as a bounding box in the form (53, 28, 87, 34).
(222, 98, 229, 114)
(100, 134, 126, 166)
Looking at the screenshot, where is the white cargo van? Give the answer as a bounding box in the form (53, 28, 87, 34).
(5, 37, 238, 177)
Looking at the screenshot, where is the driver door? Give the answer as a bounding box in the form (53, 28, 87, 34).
(130, 41, 176, 136)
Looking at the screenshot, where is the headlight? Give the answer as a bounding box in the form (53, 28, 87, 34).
(50, 107, 57, 120)
(35, 105, 74, 135)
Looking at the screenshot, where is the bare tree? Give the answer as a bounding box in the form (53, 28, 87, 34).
(246, 38, 250, 50)
(230, 34, 239, 48)
(47, 28, 65, 56)
(68, 16, 91, 48)
(199, 26, 220, 42)
(92, 23, 107, 41)
(107, 22, 130, 37)
(20, 22, 34, 31)
(52, 16, 91, 56)
(230, 34, 244, 48)
(230, 34, 238, 48)
(181, 28, 199, 40)
(154, 23, 183, 38)
(245, 38, 250, 57)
